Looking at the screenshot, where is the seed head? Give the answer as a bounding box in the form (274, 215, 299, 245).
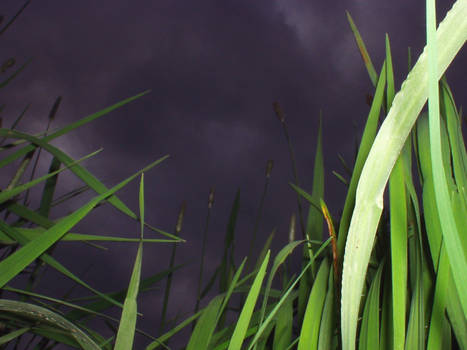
(265, 159, 273, 178)
(288, 213, 296, 243)
(208, 187, 215, 208)
(273, 101, 285, 123)
(48, 96, 62, 122)
(1, 58, 15, 73)
(175, 201, 186, 234)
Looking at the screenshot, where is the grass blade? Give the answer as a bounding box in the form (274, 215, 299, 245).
(0, 158, 162, 288)
(297, 258, 330, 350)
(228, 250, 270, 350)
(341, 2, 467, 348)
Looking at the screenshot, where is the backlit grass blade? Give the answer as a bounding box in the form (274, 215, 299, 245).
(341, 2, 467, 348)
(427, 0, 467, 316)
(228, 250, 270, 350)
(297, 258, 330, 350)
(114, 174, 145, 350)
(0, 158, 162, 288)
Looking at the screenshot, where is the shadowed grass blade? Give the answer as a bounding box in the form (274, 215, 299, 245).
(0, 299, 101, 350)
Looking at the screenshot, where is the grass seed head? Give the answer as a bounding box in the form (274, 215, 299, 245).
(273, 101, 285, 123)
(208, 187, 215, 208)
(1, 58, 15, 73)
(265, 159, 273, 178)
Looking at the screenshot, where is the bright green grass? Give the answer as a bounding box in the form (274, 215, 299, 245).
(0, 0, 466, 349)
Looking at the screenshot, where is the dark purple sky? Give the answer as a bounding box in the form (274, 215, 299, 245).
(2, 0, 465, 347)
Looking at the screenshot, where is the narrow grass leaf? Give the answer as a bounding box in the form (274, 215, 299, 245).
(187, 295, 224, 350)
(337, 62, 386, 258)
(228, 250, 270, 350)
(358, 260, 384, 350)
(114, 174, 145, 350)
(38, 156, 61, 218)
(297, 258, 330, 350)
(0, 148, 102, 204)
(389, 148, 407, 350)
(259, 240, 305, 326)
(317, 268, 335, 350)
(306, 113, 324, 249)
(273, 291, 293, 350)
(0, 327, 30, 344)
(0, 158, 161, 288)
(0, 128, 169, 228)
(248, 260, 314, 350)
(346, 11, 378, 86)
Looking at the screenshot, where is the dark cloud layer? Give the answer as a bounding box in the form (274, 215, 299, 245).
(2, 0, 465, 347)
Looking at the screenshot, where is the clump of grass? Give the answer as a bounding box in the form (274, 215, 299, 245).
(0, 0, 466, 349)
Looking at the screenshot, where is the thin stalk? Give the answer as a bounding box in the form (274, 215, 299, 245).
(194, 187, 215, 318)
(246, 159, 273, 272)
(159, 201, 186, 335)
(273, 102, 306, 238)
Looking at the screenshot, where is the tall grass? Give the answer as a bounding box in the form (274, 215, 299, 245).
(0, 0, 466, 349)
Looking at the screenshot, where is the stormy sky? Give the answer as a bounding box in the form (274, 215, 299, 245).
(2, 0, 465, 347)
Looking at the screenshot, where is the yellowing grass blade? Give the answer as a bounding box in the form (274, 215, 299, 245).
(346, 11, 378, 86)
(341, 1, 467, 349)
